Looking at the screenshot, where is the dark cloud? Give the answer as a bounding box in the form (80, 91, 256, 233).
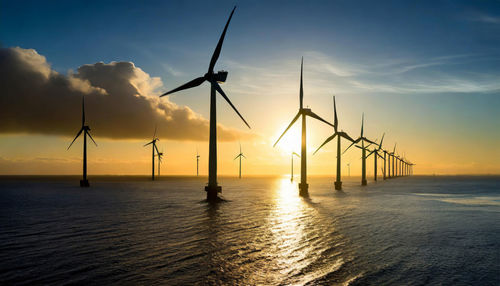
(0, 47, 251, 141)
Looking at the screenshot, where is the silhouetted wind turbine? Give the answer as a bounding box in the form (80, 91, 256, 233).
(367, 133, 385, 181)
(68, 97, 97, 187)
(196, 149, 200, 177)
(234, 143, 246, 179)
(313, 96, 355, 190)
(274, 58, 334, 196)
(343, 113, 377, 186)
(156, 148, 164, 178)
(144, 128, 159, 181)
(291, 152, 300, 182)
(381, 145, 390, 180)
(160, 6, 250, 201)
(389, 143, 397, 178)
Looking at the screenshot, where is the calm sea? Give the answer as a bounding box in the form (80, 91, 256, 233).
(0, 175, 499, 285)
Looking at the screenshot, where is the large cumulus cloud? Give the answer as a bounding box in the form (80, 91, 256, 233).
(0, 47, 251, 141)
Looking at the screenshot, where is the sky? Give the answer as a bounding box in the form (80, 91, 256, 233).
(1, 0, 499, 176)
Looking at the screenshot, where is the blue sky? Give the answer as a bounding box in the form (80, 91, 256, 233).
(1, 0, 500, 175)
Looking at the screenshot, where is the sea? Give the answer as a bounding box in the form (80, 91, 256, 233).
(0, 175, 499, 285)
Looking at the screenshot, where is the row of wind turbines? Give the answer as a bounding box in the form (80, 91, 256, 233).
(273, 59, 414, 196)
(67, 6, 414, 201)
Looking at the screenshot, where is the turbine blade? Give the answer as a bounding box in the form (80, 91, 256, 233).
(313, 133, 336, 155)
(213, 81, 251, 129)
(87, 131, 97, 147)
(67, 128, 83, 150)
(293, 152, 300, 157)
(333, 95, 338, 131)
(82, 96, 85, 126)
(273, 111, 301, 147)
(153, 125, 157, 139)
(361, 113, 364, 137)
(342, 137, 361, 154)
(364, 138, 377, 145)
(160, 77, 205, 97)
(154, 144, 160, 155)
(234, 154, 240, 160)
(338, 131, 355, 142)
(242, 154, 246, 159)
(300, 57, 303, 109)
(379, 133, 385, 149)
(208, 6, 236, 72)
(305, 110, 334, 128)
(367, 149, 375, 158)
(144, 141, 153, 147)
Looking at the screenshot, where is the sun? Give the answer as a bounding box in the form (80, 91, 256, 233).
(274, 123, 301, 156)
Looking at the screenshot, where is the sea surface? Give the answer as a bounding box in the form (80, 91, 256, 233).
(0, 175, 499, 285)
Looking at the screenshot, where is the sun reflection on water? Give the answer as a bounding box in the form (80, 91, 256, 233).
(267, 178, 318, 276)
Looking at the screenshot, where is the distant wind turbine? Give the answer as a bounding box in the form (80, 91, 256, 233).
(144, 127, 159, 181)
(274, 58, 335, 196)
(389, 143, 397, 178)
(196, 149, 200, 177)
(68, 97, 97, 187)
(156, 146, 165, 178)
(367, 133, 385, 181)
(291, 152, 300, 182)
(343, 113, 377, 186)
(313, 96, 355, 190)
(160, 6, 250, 201)
(234, 143, 246, 179)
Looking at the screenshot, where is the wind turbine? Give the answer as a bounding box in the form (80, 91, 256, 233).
(367, 133, 385, 182)
(291, 152, 300, 182)
(144, 128, 159, 181)
(389, 143, 397, 178)
(381, 145, 390, 180)
(159, 6, 250, 202)
(196, 149, 200, 177)
(343, 113, 377, 186)
(156, 148, 164, 178)
(68, 97, 97, 187)
(234, 143, 246, 179)
(313, 96, 355, 190)
(274, 58, 334, 196)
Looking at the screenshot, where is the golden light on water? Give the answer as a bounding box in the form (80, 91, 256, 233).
(268, 178, 318, 276)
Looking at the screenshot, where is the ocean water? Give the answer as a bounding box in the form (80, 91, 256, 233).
(0, 175, 499, 285)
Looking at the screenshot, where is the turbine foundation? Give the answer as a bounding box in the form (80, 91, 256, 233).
(80, 179, 89, 187)
(334, 181, 342, 190)
(298, 183, 309, 196)
(205, 185, 222, 201)
(361, 179, 367, 186)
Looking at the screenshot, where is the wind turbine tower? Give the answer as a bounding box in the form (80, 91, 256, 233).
(144, 128, 159, 181)
(68, 97, 97, 187)
(234, 143, 246, 179)
(160, 7, 251, 201)
(313, 96, 355, 190)
(274, 58, 334, 196)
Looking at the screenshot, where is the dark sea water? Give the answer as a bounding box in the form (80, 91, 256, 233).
(0, 175, 499, 285)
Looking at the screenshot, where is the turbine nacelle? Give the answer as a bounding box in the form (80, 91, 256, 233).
(204, 70, 228, 83)
(215, 70, 228, 83)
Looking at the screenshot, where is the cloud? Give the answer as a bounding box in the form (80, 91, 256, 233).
(0, 47, 252, 141)
(470, 13, 500, 24)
